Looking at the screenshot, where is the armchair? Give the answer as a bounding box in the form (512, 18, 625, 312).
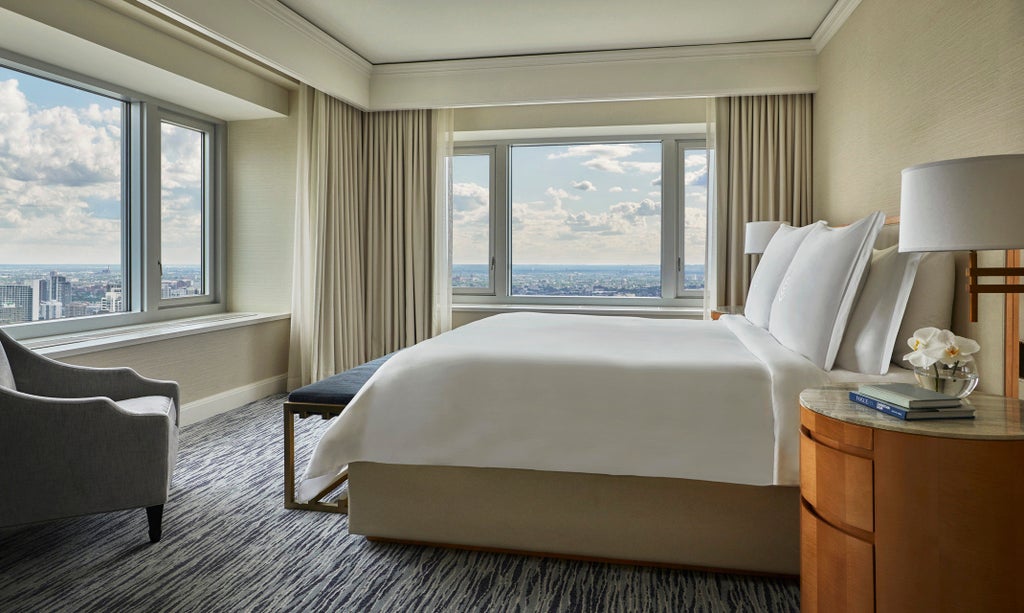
(0, 327, 179, 542)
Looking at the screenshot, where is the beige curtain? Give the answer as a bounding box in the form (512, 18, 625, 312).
(431, 109, 455, 336)
(363, 110, 435, 358)
(289, 85, 366, 389)
(289, 85, 445, 388)
(714, 94, 813, 307)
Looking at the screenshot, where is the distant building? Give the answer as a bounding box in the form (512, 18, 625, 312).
(0, 284, 38, 323)
(100, 286, 123, 313)
(39, 299, 63, 320)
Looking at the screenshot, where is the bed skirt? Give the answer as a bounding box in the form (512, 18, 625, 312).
(348, 462, 800, 575)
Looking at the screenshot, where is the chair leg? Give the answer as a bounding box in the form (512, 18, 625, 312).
(146, 505, 164, 543)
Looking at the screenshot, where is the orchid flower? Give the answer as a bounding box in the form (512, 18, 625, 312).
(923, 329, 981, 366)
(903, 327, 941, 368)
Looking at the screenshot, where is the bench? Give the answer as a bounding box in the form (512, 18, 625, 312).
(283, 353, 393, 513)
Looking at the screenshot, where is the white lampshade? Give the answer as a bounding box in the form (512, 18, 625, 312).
(899, 154, 1024, 252)
(744, 221, 784, 254)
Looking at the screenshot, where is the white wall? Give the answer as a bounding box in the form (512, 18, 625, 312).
(227, 101, 299, 313)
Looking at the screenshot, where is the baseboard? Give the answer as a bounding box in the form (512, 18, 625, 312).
(180, 374, 287, 426)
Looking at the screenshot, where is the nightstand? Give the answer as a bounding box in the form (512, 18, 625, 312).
(710, 305, 744, 320)
(799, 387, 1024, 612)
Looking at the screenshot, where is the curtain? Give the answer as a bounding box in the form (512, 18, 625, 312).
(431, 109, 455, 336)
(289, 85, 449, 388)
(714, 94, 813, 307)
(288, 85, 366, 389)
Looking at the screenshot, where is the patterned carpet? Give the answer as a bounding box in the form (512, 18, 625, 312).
(0, 394, 800, 612)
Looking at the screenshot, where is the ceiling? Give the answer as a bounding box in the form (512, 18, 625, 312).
(279, 0, 840, 65)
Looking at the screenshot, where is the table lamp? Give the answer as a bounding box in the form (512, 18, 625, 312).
(744, 221, 784, 255)
(898, 154, 1024, 322)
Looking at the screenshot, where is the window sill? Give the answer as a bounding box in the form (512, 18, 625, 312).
(452, 303, 703, 319)
(24, 312, 290, 359)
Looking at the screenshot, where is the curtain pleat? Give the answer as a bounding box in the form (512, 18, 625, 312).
(289, 87, 442, 388)
(715, 94, 814, 307)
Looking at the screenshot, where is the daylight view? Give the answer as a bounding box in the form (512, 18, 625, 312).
(452, 141, 708, 296)
(0, 66, 204, 324)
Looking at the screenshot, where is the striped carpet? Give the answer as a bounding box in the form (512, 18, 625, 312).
(0, 394, 800, 612)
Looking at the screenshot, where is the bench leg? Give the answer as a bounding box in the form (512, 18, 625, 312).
(284, 403, 348, 514)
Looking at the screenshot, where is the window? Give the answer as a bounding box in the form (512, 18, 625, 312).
(451, 149, 493, 292)
(160, 117, 212, 301)
(0, 66, 127, 324)
(451, 135, 707, 307)
(0, 61, 222, 335)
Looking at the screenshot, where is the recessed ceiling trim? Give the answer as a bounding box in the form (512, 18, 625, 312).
(812, 0, 863, 52)
(373, 40, 817, 76)
(247, 0, 371, 75)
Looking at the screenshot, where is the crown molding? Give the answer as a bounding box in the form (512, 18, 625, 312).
(373, 39, 817, 77)
(247, 0, 371, 76)
(811, 0, 862, 53)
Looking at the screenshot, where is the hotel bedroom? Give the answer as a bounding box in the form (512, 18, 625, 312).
(0, 0, 1021, 611)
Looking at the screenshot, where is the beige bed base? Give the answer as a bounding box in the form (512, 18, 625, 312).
(348, 462, 800, 575)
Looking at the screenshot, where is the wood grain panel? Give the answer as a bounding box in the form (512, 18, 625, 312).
(801, 502, 874, 613)
(800, 432, 874, 534)
(800, 408, 873, 453)
(874, 430, 1024, 612)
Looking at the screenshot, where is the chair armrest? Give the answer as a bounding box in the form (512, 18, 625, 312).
(0, 387, 177, 526)
(2, 336, 180, 424)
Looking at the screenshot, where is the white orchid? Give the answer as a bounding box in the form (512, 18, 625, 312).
(903, 327, 980, 369)
(903, 327, 941, 368)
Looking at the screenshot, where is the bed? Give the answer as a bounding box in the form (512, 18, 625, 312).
(294, 215, 949, 575)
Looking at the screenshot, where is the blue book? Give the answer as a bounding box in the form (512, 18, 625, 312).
(849, 392, 975, 421)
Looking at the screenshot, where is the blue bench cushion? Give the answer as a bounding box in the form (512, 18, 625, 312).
(287, 353, 395, 405)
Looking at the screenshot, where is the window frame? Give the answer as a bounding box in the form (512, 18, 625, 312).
(0, 53, 226, 341)
(451, 146, 498, 296)
(155, 111, 219, 308)
(452, 133, 707, 308)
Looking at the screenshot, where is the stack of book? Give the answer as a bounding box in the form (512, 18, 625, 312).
(849, 383, 975, 420)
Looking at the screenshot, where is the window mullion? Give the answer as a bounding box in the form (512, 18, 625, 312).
(661, 138, 680, 300)
(143, 106, 162, 312)
(494, 144, 510, 300)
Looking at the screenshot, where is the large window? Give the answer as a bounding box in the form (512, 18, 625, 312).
(0, 62, 221, 334)
(452, 135, 707, 306)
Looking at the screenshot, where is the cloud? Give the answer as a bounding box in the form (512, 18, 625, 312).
(452, 181, 488, 212)
(609, 186, 623, 193)
(547, 143, 660, 175)
(570, 179, 596, 191)
(651, 177, 662, 186)
(0, 74, 140, 264)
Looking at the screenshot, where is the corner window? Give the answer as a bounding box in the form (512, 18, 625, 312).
(0, 60, 222, 336)
(452, 135, 707, 307)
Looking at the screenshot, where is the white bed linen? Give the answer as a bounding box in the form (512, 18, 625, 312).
(297, 312, 830, 502)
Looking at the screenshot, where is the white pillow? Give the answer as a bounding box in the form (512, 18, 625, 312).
(744, 221, 826, 328)
(768, 211, 886, 370)
(834, 246, 922, 375)
(891, 251, 956, 368)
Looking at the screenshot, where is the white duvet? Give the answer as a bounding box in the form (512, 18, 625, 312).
(297, 312, 830, 502)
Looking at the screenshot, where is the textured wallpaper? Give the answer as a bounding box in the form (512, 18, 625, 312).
(814, 0, 1024, 393)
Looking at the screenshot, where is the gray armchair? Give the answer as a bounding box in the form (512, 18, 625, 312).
(0, 327, 179, 542)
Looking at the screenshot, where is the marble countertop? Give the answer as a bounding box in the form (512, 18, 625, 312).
(800, 385, 1024, 440)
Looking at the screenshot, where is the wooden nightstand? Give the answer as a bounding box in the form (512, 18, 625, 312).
(710, 305, 744, 320)
(799, 387, 1024, 612)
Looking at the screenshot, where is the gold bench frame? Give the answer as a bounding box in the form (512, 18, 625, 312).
(283, 401, 349, 513)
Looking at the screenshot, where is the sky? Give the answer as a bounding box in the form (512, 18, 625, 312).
(452, 142, 707, 266)
(0, 66, 203, 267)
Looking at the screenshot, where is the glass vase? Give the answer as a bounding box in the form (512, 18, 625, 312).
(913, 361, 979, 398)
